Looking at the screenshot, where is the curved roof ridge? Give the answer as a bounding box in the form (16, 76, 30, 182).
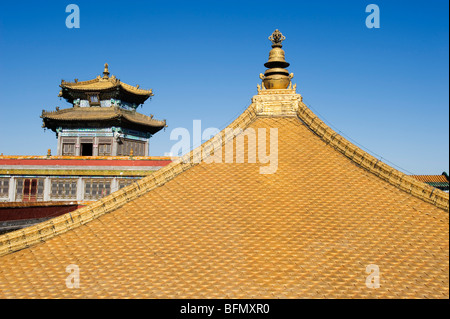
(1, 90, 447, 257)
(61, 77, 104, 86)
(41, 107, 75, 116)
(295, 99, 449, 211)
(120, 81, 153, 95)
(121, 112, 166, 127)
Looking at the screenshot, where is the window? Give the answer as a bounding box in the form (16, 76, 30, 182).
(62, 143, 76, 156)
(15, 179, 23, 201)
(87, 93, 100, 106)
(84, 179, 111, 200)
(37, 179, 44, 200)
(61, 138, 77, 156)
(117, 139, 146, 156)
(51, 179, 77, 199)
(16, 178, 44, 202)
(0, 179, 9, 198)
(98, 143, 112, 156)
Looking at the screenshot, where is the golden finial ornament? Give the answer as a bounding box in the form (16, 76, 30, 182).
(268, 29, 286, 47)
(260, 29, 293, 90)
(103, 63, 110, 79)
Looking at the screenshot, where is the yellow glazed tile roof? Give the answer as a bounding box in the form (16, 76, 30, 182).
(411, 175, 449, 184)
(0, 90, 448, 299)
(60, 75, 153, 96)
(41, 107, 166, 130)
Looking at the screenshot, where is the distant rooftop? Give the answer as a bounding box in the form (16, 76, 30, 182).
(59, 63, 153, 105)
(410, 173, 449, 191)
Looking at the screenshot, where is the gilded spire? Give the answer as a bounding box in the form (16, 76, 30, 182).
(259, 29, 293, 90)
(103, 63, 110, 79)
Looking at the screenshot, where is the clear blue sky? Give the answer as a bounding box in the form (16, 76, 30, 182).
(0, 0, 448, 174)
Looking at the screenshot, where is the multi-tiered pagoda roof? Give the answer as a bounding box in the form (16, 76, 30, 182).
(41, 64, 166, 135)
(39, 64, 167, 158)
(41, 106, 166, 134)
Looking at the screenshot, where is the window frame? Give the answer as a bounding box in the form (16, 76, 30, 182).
(86, 92, 100, 106)
(84, 179, 111, 200)
(50, 178, 78, 200)
(0, 178, 9, 198)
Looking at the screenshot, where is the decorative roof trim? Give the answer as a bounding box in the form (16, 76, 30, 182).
(0, 89, 447, 257)
(294, 98, 449, 211)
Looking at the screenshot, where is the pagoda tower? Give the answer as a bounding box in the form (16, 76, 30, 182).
(41, 64, 166, 156)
